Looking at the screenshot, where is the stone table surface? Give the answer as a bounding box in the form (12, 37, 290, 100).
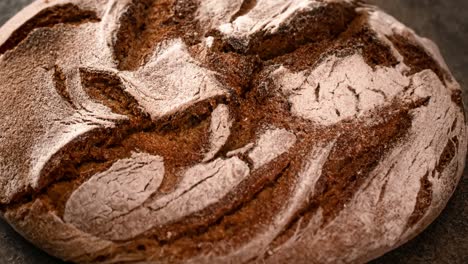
(0, 0, 467, 263)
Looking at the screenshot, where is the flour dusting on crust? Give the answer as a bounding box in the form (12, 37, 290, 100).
(273, 53, 409, 125)
(0, 0, 465, 263)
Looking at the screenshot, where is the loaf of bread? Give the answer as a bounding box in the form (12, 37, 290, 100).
(0, 0, 466, 263)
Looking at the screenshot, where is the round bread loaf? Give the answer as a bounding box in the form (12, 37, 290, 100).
(0, 0, 466, 263)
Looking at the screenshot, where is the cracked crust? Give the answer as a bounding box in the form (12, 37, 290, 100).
(0, 0, 466, 263)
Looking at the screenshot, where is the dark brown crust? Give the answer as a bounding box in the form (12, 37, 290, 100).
(0, 0, 463, 263)
(4, 68, 219, 216)
(23, 89, 432, 263)
(111, 68, 328, 260)
(80, 68, 147, 119)
(436, 137, 458, 174)
(331, 13, 399, 68)
(222, 2, 358, 60)
(263, 13, 398, 72)
(114, 0, 199, 70)
(404, 172, 433, 230)
(268, 99, 429, 251)
(388, 34, 452, 84)
(0, 4, 100, 55)
(312, 102, 414, 223)
(113, 0, 176, 70)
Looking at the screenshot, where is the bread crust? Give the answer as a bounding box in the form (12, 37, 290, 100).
(0, 0, 466, 263)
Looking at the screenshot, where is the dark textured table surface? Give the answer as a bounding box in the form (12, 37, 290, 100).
(0, 0, 467, 263)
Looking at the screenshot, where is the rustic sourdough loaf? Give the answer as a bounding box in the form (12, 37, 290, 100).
(0, 0, 466, 263)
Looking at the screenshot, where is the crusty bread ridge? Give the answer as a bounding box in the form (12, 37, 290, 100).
(0, 0, 466, 263)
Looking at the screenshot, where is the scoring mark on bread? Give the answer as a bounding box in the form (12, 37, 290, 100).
(404, 171, 433, 231)
(435, 136, 459, 174)
(212, 141, 336, 263)
(388, 34, 451, 84)
(64, 153, 166, 236)
(53, 66, 76, 109)
(312, 102, 415, 223)
(5, 68, 223, 216)
(267, 101, 427, 250)
(204, 104, 233, 162)
(113, 0, 200, 70)
(0, 4, 100, 55)
(96, 157, 250, 241)
(79, 68, 147, 120)
(113, 0, 176, 70)
(118, 39, 228, 120)
(219, 1, 359, 60)
(0, 0, 466, 262)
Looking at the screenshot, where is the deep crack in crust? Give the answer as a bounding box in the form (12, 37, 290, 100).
(388, 34, 452, 84)
(0, 0, 466, 263)
(114, 0, 200, 70)
(221, 2, 358, 60)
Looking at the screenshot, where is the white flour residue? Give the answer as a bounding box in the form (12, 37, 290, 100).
(120, 39, 227, 120)
(248, 127, 297, 169)
(64, 153, 165, 233)
(204, 104, 233, 162)
(272, 53, 410, 125)
(366, 8, 453, 80)
(197, 0, 244, 29)
(219, 0, 322, 38)
(65, 156, 250, 241)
